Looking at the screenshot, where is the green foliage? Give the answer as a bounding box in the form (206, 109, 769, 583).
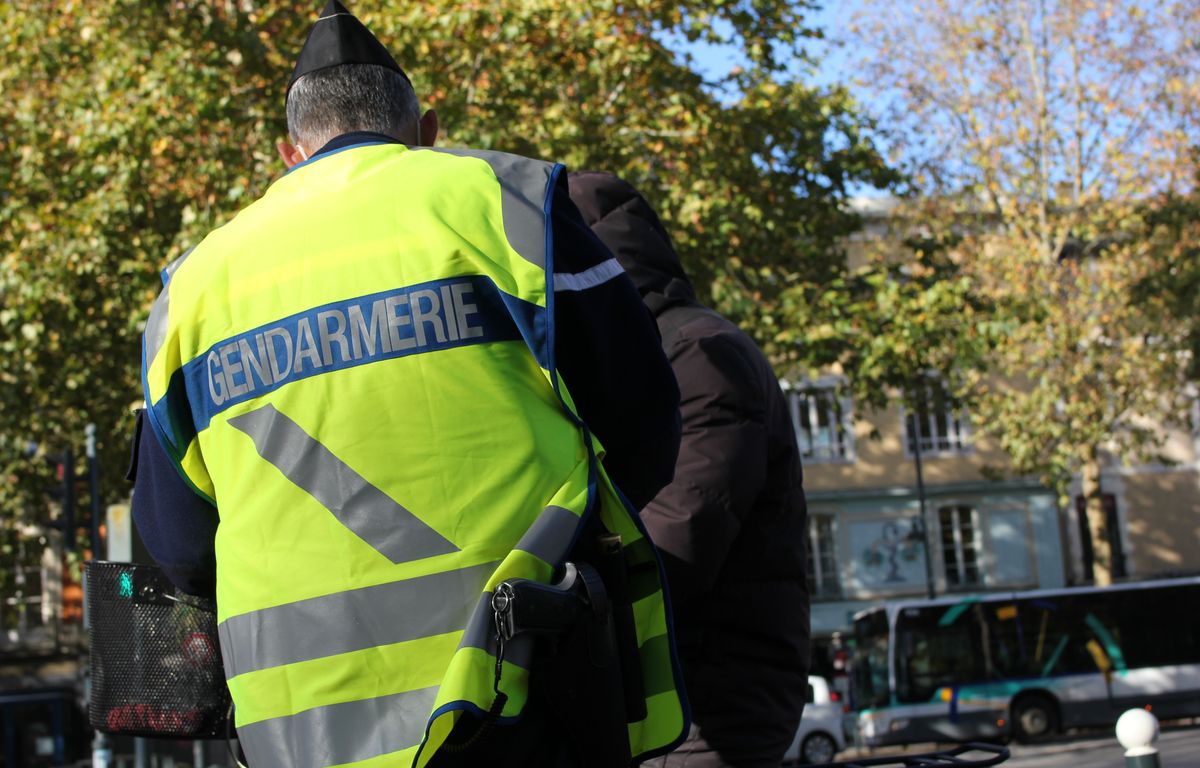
(1136, 158, 1200, 385)
(377, 1, 898, 313)
(751, 222, 999, 412)
(1, 2, 295, 527)
(0, 1, 893, 525)
(853, 0, 1200, 582)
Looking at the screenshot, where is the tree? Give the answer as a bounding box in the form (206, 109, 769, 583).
(1136, 156, 1200, 385)
(1, 2, 293, 533)
(852, 0, 1200, 583)
(779, 214, 1001, 410)
(374, 1, 898, 328)
(1, 2, 892, 529)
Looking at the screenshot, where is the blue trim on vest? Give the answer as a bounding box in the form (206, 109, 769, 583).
(412, 698, 528, 767)
(167, 275, 527, 433)
(542, 164, 582, 426)
(143, 335, 187, 461)
(497, 292, 550, 371)
(141, 335, 216, 506)
(284, 140, 393, 175)
(611, 477, 694, 760)
(316, 131, 401, 155)
(531, 162, 691, 759)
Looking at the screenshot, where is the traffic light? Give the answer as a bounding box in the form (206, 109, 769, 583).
(45, 448, 77, 550)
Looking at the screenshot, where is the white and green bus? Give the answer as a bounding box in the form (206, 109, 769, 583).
(849, 576, 1200, 746)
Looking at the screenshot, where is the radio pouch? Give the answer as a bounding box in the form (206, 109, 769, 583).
(496, 562, 633, 768)
(86, 560, 231, 739)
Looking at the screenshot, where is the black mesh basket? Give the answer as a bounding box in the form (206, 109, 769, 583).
(87, 561, 232, 738)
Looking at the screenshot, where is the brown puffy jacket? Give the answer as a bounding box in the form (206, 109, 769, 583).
(569, 172, 811, 767)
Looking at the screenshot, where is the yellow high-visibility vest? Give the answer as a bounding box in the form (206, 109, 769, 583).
(141, 142, 687, 767)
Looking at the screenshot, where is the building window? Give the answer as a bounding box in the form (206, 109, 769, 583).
(938, 504, 982, 587)
(904, 379, 972, 456)
(788, 382, 855, 463)
(807, 513, 842, 599)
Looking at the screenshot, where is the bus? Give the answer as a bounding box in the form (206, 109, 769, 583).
(849, 576, 1200, 746)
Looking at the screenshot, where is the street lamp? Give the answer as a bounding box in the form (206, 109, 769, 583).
(907, 388, 936, 600)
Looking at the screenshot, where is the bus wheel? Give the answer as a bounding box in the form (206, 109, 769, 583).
(1012, 694, 1058, 743)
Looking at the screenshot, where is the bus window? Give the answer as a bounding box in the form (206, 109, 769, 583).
(988, 602, 1031, 678)
(895, 605, 988, 703)
(1103, 583, 1200, 669)
(853, 611, 890, 710)
(1083, 611, 1126, 672)
(990, 595, 1127, 678)
(1029, 598, 1099, 677)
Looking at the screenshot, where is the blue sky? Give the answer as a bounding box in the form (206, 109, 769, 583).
(680, 2, 867, 91)
(675, 2, 891, 197)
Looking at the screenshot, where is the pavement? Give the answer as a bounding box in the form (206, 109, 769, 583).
(832, 723, 1200, 767)
(1004, 726, 1200, 767)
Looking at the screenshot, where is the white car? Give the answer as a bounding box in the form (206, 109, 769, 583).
(782, 675, 848, 765)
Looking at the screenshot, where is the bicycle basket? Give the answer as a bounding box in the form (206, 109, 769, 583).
(87, 561, 231, 738)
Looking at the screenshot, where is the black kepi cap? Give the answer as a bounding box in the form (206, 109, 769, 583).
(288, 1, 410, 93)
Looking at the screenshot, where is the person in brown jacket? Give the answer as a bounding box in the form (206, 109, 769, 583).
(569, 172, 811, 767)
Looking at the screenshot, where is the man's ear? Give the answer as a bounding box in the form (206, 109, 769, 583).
(277, 141, 308, 169)
(417, 109, 439, 148)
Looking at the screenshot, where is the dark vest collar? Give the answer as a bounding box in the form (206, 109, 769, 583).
(287, 131, 404, 175)
(312, 131, 403, 157)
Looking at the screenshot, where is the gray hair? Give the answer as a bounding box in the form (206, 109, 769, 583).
(286, 63, 420, 150)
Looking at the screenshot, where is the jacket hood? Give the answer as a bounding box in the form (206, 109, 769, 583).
(567, 171, 696, 313)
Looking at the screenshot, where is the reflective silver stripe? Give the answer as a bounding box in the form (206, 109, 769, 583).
(229, 404, 459, 565)
(452, 504, 581, 667)
(553, 258, 625, 292)
(143, 288, 171, 372)
(238, 685, 439, 768)
(161, 247, 193, 284)
(459, 591, 535, 668)
(514, 504, 579, 565)
(218, 560, 499, 679)
(426, 147, 555, 270)
(144, 248, 194, 369)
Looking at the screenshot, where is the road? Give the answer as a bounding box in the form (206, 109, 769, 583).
(833, 724, 1200, 767)
(1004, 726, 1200, 767)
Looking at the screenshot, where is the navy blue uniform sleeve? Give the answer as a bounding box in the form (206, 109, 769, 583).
(129, 410, 218, 598)
(550, 176, 682, 509)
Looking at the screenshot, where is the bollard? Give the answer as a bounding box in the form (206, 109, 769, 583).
(1116, 708, 1161, 768)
